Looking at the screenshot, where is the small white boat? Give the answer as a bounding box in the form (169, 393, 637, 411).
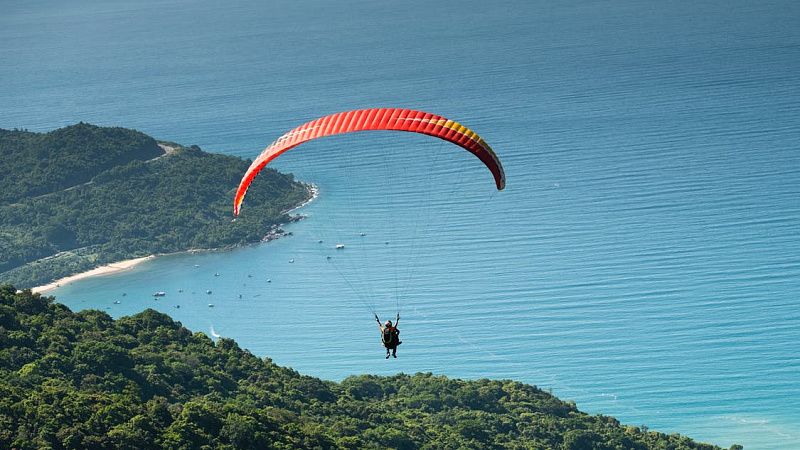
(113, 300, 121, 304)
(335, 244, 345, 249)
(289, 258, 295, 263)
(360, 232, 366, 236)
(267, 279, 271, 283)
(214, 273, 220, 277)
(208, 303, 215, 307)
(153, 291, 166, 297)
(206, 290, 212, 294)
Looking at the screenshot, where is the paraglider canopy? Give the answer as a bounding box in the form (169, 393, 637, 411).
(234, 108, 505, 216)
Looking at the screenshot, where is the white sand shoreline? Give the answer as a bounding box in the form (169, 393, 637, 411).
(31, 183, 320, 295)
(31, 255, 155, 294)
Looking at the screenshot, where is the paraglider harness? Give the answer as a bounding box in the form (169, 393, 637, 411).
(376, 314, 401, 348)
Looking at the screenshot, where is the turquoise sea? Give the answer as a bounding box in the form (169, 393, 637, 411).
(3, 0, 800, 447)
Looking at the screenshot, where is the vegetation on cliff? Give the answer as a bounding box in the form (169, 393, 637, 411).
(0, 124, 310, 288)
(0, 286, 729, 450)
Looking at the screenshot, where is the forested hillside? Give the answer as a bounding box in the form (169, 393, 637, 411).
(0, 287, 730, 450)
(0, 124, 162, 203)
(0, 125, 310, 288)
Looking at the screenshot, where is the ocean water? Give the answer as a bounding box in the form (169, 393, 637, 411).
(3, 0, 800, 447)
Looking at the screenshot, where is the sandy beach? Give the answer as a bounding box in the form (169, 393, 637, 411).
(31, 255, 155, 294)
(29, 184, 319, 295)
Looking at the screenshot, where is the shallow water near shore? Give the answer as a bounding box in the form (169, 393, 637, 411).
(3, 0, 800, 447)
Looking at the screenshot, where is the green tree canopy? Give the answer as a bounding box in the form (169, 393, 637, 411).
(0, 125, 310, 288)
(0, 286, 729, 450)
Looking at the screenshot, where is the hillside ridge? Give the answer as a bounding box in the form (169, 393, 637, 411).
(0, 286, 730, 450)
(0, 124, 310, 288)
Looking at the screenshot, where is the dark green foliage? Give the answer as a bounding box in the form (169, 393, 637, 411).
(0, 125, 310, 288)
(0, 286, 727, 450)
(0, 123, 162, 203)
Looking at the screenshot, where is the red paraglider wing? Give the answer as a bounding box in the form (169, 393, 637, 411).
(234, 108, 505, 215)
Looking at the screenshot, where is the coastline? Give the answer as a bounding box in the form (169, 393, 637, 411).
(31, 255, 155, 294)
(30, 183, 320, 295)
(286, 183, 318, 214)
